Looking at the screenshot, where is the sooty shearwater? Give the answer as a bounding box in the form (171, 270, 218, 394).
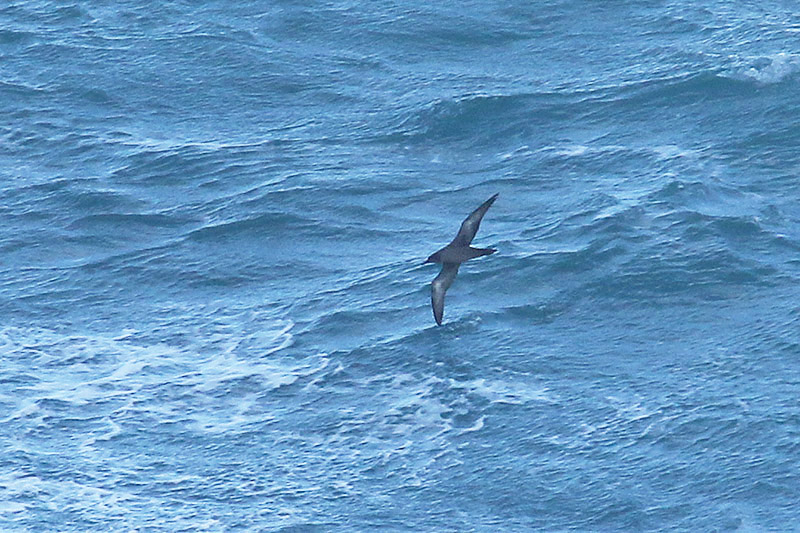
(423, 193, 498, 326)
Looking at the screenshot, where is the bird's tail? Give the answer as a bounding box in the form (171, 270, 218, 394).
(469, 247, 496, 258)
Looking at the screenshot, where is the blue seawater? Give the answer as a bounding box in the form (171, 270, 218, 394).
(2, 1, 800, 530)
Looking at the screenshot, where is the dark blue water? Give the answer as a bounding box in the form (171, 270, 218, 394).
(3, 1, 800, 530)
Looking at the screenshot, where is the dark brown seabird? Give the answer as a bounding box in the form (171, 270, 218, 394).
(423, 193, 498, 325)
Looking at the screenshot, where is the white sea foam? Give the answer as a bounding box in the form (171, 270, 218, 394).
(499, 144, 531, 160)
(737, 53, 800, 84)
(550, 144, 627, 158)
(0, 318, 332, 526)
(0, 317, 315, 438)
(0, 471, 139, 526)
(650, 144, 697, 160)
(449, 376, 554, 405)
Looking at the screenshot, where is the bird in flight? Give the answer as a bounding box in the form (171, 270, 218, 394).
(423, 193, 499, 325)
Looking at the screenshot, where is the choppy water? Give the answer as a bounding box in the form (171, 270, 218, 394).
(3, 1, 800, 530)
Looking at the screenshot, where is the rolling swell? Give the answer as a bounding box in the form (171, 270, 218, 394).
(388, 67, 782, 152)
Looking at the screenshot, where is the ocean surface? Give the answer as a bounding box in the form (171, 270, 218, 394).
(2, 1, 800, 530)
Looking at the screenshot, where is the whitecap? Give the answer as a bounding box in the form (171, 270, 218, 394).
(0, 317, 321, 440)
(737, 53, 800, 84)
(449, 376, 554, 405)
(460, 415, 485, 433)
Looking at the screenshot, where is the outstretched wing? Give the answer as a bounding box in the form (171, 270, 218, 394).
(431, 262, 460, 326)
(449, 193, 499, 247)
